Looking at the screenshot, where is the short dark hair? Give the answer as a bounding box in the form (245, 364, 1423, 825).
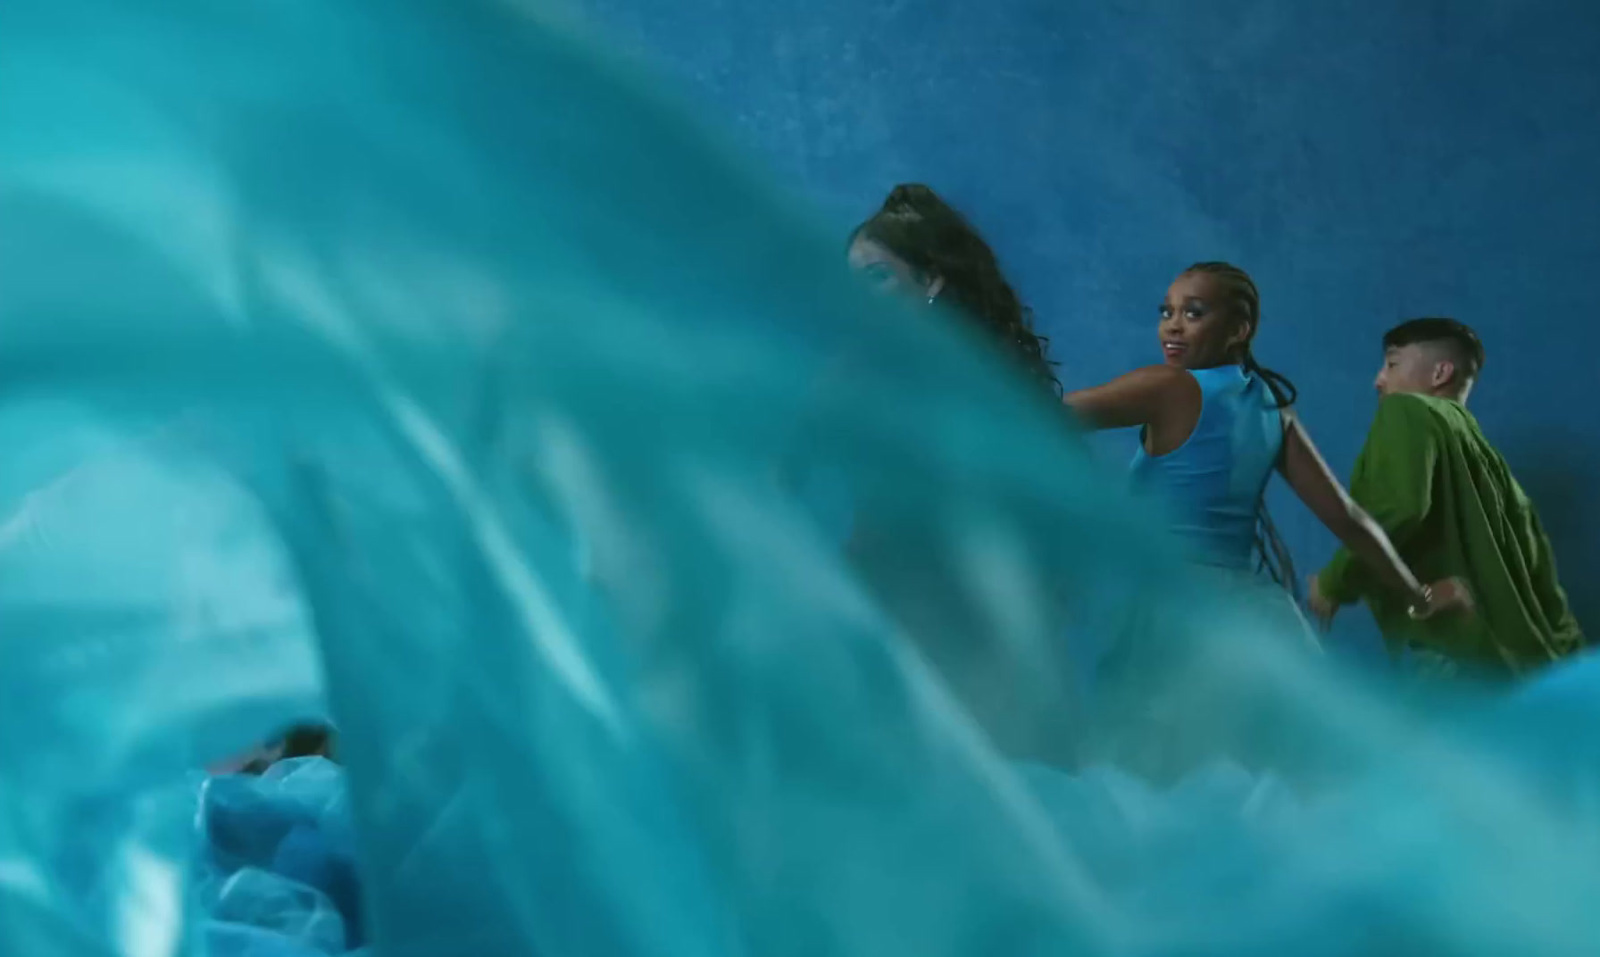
(1382, 318, 1485, 379)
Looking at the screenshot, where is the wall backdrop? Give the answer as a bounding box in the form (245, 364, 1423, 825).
(576, 0, 1600, 657)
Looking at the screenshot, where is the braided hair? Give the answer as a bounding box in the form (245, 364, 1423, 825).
(1182, 262, 1303, 600)
(1182, 262, 1297, 408)
(852, 185, 1062, 396)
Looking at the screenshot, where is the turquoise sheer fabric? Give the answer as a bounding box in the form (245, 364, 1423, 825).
(2, 3, 1598, 956)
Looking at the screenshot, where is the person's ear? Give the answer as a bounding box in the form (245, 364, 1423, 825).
(1224, 317, 1254, 354)
(924, 274, 947, 304)
(1431, 359, 1456, 388)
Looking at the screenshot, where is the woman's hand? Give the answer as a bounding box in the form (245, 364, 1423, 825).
(1411, 577, 1475, 620)
(1306, 574, 1338, 630)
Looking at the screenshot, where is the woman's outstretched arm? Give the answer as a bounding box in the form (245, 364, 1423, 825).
(1277, 413, 1469, 619)
(1064, 365, 1199, 438)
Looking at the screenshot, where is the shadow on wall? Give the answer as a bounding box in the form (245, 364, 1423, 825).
(1505, 438, 1600, 638)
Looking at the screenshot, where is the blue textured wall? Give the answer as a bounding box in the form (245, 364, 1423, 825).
(577, 0, 1600, 655)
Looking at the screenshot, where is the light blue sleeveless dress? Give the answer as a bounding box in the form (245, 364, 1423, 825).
(1129, 365, 1282, 572)
(1093, 366, 1316, 778)
(1141, 362, 1315, 615)
(1127, 365, 1312, 643)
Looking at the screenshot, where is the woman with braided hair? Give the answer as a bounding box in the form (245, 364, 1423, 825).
(1065, 262, 1471, 628)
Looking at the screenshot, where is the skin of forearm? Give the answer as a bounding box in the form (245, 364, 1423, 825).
(1333, 505, 1423, 599)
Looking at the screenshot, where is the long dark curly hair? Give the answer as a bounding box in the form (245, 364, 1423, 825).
(851, 184, 1061, 396)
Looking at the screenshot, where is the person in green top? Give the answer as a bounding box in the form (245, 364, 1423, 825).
(1308, 318, 1584, 677)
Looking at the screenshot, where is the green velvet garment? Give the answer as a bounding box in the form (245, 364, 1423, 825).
(1317, 393, 1584, 675)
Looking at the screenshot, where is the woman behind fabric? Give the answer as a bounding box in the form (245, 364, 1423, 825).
(838, 184, 1079, 765)
(1064, 262, 1470, 626)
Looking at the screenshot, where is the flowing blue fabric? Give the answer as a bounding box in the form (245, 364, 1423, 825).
(2, 3, 1598, 957)
(198, 759, 361, 956)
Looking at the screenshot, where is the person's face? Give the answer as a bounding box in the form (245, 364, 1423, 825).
(1157, 271, 1250, 369)
(848, 235, 941, 302)
(1375, 343, 1451, 397)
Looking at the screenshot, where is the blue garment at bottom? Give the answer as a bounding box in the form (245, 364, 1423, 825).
(197, 760, 363, 957)
(187, 654, 1600, 957)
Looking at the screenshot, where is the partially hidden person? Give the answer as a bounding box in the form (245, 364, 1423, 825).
(840, 184, 1078, 765)
(847, 183, 1062, 398)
